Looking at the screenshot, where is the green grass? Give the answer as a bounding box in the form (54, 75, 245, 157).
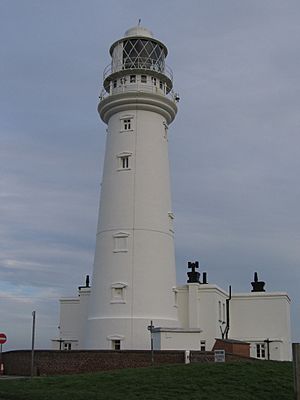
(0, 361, 294, 400)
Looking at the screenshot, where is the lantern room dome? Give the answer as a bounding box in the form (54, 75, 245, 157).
(124, 25, 154, 38)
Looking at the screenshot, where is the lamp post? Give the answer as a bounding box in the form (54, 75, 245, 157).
(31, 311, 36, 377)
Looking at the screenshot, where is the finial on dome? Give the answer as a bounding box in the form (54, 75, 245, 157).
(138, 18, 141, 26)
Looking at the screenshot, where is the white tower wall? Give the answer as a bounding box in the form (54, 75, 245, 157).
(85, 26, 179, 349)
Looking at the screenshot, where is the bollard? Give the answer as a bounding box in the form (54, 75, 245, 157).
(185, 350, 190, 364)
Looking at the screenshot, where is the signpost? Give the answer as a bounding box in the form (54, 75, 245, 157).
(214, 349, 226, 363)
(147, 320, 154, 366)
(0, 333, 7, 375)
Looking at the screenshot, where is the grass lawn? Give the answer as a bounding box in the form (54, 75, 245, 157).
(0, 361, 294, 400)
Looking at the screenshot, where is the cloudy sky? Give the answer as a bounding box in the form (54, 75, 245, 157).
(1, 0, 300, 350)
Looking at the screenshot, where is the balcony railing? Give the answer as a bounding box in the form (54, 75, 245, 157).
(103, 58, 173, 83)
(98, 81, 179, 103)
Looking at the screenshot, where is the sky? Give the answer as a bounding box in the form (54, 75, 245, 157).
(1, 0, 300, 350)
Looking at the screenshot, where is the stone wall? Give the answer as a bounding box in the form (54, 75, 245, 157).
(2, 350, 254, 376)
(2, 350, 185, 376)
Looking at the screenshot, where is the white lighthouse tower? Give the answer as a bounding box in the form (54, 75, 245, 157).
(84, 25, 179, 350)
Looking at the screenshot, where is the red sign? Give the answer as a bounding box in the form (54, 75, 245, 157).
(0, 334, 7, 345)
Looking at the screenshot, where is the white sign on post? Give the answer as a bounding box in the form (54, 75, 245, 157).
(214, 349, 226, 363)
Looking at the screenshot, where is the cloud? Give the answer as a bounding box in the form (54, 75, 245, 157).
(1, 0, 300, 348)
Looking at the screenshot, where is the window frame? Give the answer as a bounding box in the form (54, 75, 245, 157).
(120, 115, 134, 132)
(110, 282, 127, 304)
(117, 152, 132, 171)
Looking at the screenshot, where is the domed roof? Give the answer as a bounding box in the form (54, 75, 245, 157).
(124, 25, 154, 38)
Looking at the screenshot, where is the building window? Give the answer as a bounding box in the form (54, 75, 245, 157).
(200, 340, 206, 351)
(130, 75, 136, 83)
(112, 340, 121, 350)
(111, 282, 127, 304)
(222, 303, 226, 322)
(122, 156, 129, 169)
(113, 80, 117, 88)
(123, 119, 131, 131)
(117, 152, 132, 170)
(256, 343, 266, 359)
(64, 343, 72, 351)
(113, 232, 129, 252)
(151, 77, 157, 85)
(141, 75, 147, 83)
(120, 115, 134, 132)
(218, 301, 222, 322)
(159, 80, 163, 89)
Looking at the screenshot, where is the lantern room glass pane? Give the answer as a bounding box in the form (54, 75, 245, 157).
(123, 39, 165, 72)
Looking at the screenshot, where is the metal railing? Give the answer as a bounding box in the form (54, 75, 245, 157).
(103, 59, 173, 82)
(98, 81, 178, 103)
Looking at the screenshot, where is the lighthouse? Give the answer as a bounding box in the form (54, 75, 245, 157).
(84, 25, 179, 350)
(54, 25, 292, 362)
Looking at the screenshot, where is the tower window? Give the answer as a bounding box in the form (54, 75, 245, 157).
(117, 152, 132, 170)
(141, 75, 147, 83)
(159, 80, 163, 89)
(120, 115, 134, 132)
(112, 340, 121, 350)
(123, 119, 131, 130)
(151, 77, 157, 85)
(113, 232, 129, 252)
(130, 75, 136, 83)
(200, 340, 206, 351)
(121, 156, 129, 169)
(113, 80, 117, 88)
(111, 282, 127, 303)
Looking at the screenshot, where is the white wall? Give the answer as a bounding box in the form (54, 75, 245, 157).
(229, 292, 292, 361)
(177, 284, 228, 351)
(153, 330, 202, 350)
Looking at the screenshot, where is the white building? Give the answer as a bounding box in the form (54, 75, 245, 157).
(53, 26, 292, 361)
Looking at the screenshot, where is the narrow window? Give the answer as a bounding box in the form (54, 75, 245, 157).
(113, 287, 123, 300)
(256, 344, 266, 359)
(218, 301, 222, 322)
(130, 75, 136, 83)
(112, 340, 121, 350)
(123, 119, 131, 130)
(222, 303, 226, 322)
(151, 77, 157, 85)
(117, 153, 132, 170)
(121, 156, 129, 169)
(159, 80, 163, 89)
(200, 340, 206, 351)
(113, 80, 117, 88)
(141, 75, 147, 83)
